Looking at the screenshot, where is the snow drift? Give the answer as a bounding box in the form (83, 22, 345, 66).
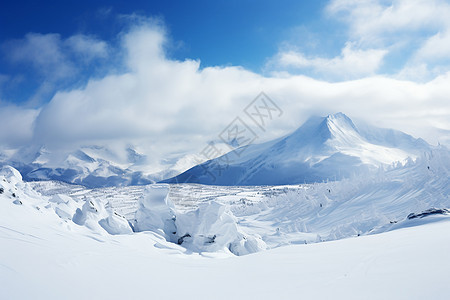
(0, 165, 133, 236)
(134, 184, 178, 241)
(134, 184, 265, 255)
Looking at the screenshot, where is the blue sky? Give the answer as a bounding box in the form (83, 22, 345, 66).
(2, 0, 449, 105)
(0, 1, 329, 69)
(1, 0, 450, 156)
(0, 0, 340, 104)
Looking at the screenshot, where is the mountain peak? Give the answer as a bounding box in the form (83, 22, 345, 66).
(325, 112, 358, 132)
(166, 112, 431, 185)
(326, 112, 347, 119)
(295, 113, 359, 145)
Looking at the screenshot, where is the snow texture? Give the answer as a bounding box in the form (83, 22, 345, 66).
(1, 142, 449, 299)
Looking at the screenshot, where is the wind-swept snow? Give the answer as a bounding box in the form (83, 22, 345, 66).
(1, 181, 450, 300)
(134, 184, 178, 240)
(22, 147, 450, 250)
(1, 146, 449, 299)
(134, 184, 265, 255)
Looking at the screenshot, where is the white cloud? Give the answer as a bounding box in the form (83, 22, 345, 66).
(5, 33, 75, 80)
(414, 30, 450, 61)
(30, 22, 450, 148)
(32, 23, 263, 157)
(65, 34, 108, 62)
(325, 0, 450, 79)
(0, 104, 40, 146)
(269, 43, 387, 80)
(326, 0, 450, 43)
(4, 32, 108, 80)
(2, 32, 110, 105)
(2, 19, 450, 171)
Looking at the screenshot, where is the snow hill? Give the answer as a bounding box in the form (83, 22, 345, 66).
(166, 112, 431, 185)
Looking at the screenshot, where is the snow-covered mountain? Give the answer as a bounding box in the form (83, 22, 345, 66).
(0, 140, 206, 187)
(0, 112, 431, 187)
(0, 145, 154, 187)
(166, 113, 431, 185)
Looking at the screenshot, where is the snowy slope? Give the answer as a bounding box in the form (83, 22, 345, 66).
(167, 113, 431, 185)
(1, 157, 450, 299)
(29, 147, 450, 249)
(2, 217, 450, 300)
(0, 117, 447, 299)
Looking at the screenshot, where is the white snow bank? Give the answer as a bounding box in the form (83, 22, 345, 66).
(49, 194, 72, 204)
(99, 212, 134, 235)
(0, 165, 22, 183)
(2, 202, 450, 300)
(176, 201, 266, 255)
(0, 165, 132, 235)
(72, 197, 132, 235)
(134, 184, 177, 241)
(48, 194, 78, 219)
(0, 165, 43, 206)
(134, 184, 266, 255)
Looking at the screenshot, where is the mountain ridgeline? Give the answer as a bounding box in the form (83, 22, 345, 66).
(0, 113, 431, 187)
(164, 113, 431, 185)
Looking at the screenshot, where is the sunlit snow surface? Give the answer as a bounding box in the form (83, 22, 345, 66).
(30, 149, 450, 248)
(1, 148, 450, 299)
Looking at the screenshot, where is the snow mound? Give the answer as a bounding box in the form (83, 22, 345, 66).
(134, 184, 266, 255)
(73, 197, 132, 235)
(0, 165, 22, 183)
(134, 184, 177, 242)
(50, 194, 72, 204)
(51, 194, 78, 220)
(176, 201, 266, 255)
(0, 165, 42, 205)
(0, 165, 132, 235)
(99, 212, 134, 235)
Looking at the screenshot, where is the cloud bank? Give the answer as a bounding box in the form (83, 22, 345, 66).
(1, 4, 450, 172)
(269, 43, 387, 79)
(269, 0, 450, 81)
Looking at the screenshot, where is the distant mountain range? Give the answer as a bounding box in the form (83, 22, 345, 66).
(0, 112, 432, 187)
(0, 145, 152, 187)
(164, 113, 431, 185)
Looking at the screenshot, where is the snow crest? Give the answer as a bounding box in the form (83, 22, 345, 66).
(134, 184, 266, 255)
